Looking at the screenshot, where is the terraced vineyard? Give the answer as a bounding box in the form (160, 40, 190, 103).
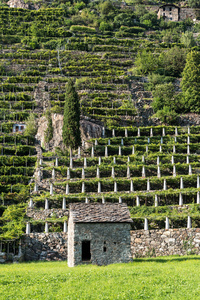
(0, 5, 200, 241)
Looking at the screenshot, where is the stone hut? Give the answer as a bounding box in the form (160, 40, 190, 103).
(157, 4, 180, 21)
(68, 203, 133, 267)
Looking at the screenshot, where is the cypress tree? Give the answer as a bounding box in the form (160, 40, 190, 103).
(62, 79, 81, 154)
(181, 51, 200, 113)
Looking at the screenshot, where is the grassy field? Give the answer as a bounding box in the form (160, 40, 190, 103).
(0, 256, 200, 300)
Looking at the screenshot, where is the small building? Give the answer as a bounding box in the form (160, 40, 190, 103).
(158, 4, 180, 22)
(68, 203, 133, 267)
(13, 124, 26, 133)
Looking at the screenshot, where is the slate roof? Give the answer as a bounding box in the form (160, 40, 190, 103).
(69, 203, 133, 223)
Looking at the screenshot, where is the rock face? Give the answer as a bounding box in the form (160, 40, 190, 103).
(7, 0, 40, 9)
(36, 114, 103, 151)
(34, 81, 50, 112)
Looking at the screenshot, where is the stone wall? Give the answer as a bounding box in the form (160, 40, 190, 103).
(18, 228, 200, 264)
(180, 8, 199, 21)
(131, 228, 200, 258)
(22, 233, 68, 261)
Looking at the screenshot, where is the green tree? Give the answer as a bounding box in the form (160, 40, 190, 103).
(44, 109, 53, 145)
(188, 0, 200, 8)
(134, 50, 158, 75)
(181, 51, 200, 112)
(24, 113, 37, 136)
(180, 31, 196, 48)
(62, 79, 81, 155)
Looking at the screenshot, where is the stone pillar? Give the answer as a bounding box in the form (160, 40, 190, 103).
(39, 158, 43, 166)
(188, 164, 192, 175)
(62, 197, 66, 210)
(165, 217, 169, 230)
(186, 156, 189, 164)
(174, 136, 177, 143)
(150, 128, 153, 137)
(95, 139, 98, 146)
(82, 168, 85, 179)
(136, 196, 140, 207)
(82, 140, 85, 148)
(82, 182, 85, 193)
(66, 183, 69, 195)
(157, 166, 161, 178)
(50, 183, 53, 195)
(84, 157, 87, 168)
(132, 146, 135, 155)
(159, 145, 162, 152)
(111, 166, 115, 178)
(142, 166, 145, 178)
(78, 147, 81, 158)
(160, 137, 163, 144)
(29, 198, 33, 208)
(187, 136, 190, 145)
(99, 156, 101, 166)
(98, 181, 101, 193)
(180, 177, 184, 189)
(102, 196, 105, 204)
(197, 191, 200, 204)
(157, 156, 160, 165)
(121, 139, 124, 146)
(55, 157, 58, 167)
(105, 146, 108, 157)
(67, 168, 70, 180)
(137, 128, 140, 137)
(63, 221, 67, 233)
(26, 222, 31, 234)
(130, 180, 134, 192)
(127, 156, 130, 163)
(118, 146, 121, 156)
(175, 127, 178, 136)
(96, 167, 100, 179)
(85, 197, 89, 203)
(113, 157, 116, 164)
(91, 146, 94, 158)
(52, 168, 55, 179)
(70, 158, 73, 168)
(125, 128, 128, 137)
(148, 137, 150, 144)
(108, 139, 110, 146)
(146, 145, 148, 153)
(173, 165, 176, 177)
(147, 179, 150, 191)
(127, 166, 130, 178)
(142, 155, 145, 163)
(45, 199, 49, 210)
(114, 181, 117, 192)
(144, 218, 148, 230)
(173, 145, 176, 153)
(45, 222, 49, 233)
(171, 156, 174, 164)
(34, 183, 38, 192)
(162, 127, 165, 136)
(38, 170, 41, 182)
(155, 194, 158, 207)
(119, 196, 122, 203)
(112, 129, 115, 137)
(187, 216, 192, 229)
(187, 145, 190, 155)
(197, 175, 200, 188)
(163, 179, 167, 190)
(179, 193, 183, 206)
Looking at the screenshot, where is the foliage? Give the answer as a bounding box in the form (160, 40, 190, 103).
(134, 50, 158, 75)
(188, 0, 200, 8)
(181, 51, 200, 113)
(24, 113, 37, 137)
(62, 79, 81, 150)
(180, 31, 196, 48)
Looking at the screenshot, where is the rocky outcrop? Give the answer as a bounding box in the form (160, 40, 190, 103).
(36, 114, 103, 151)
(27, 208, 68, 220)
(34, 81, 50, 112)
(7, 0, 40, 9)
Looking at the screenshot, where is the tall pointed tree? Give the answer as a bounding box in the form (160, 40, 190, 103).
(181, 51, 200, 113)
(62, 79, 81, 155)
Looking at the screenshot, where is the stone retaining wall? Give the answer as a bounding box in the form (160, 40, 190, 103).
(131, 228, 200, 258)
(19, 228, 200, 262)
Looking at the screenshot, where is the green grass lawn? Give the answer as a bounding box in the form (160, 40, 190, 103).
(0, 256, 200, 300)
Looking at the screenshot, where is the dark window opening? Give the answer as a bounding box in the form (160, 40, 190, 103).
(15, 126, 19, 132)
(104, 241, 106, 244)
(103, 247, 107, 252)
(82, 240, 91, 261)
(163, 7, 165, 11)
(169, 7, 172, 11)
(114, 242, 116, 245)
(163, 13, 165, 16)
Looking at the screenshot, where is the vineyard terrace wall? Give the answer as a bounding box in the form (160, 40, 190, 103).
(19, 228, 200, 263)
